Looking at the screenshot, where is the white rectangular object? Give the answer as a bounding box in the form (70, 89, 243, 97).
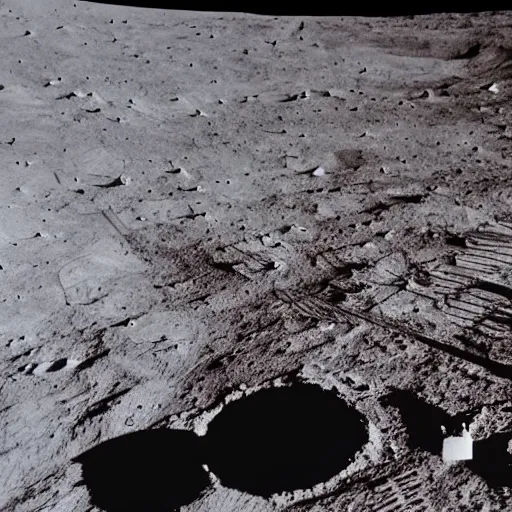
(442, 430, 473, 461)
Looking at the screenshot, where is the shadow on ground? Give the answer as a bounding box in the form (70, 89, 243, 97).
(469, 432, 512, 487)
(73, 382, 370, 507)
(380, 389, 475, 455)
(381, 388, 512, 487)
(204, 382, 369, 497)
(73, 429, 210, 512)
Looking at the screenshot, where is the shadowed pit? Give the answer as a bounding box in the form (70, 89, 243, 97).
(204, 382, 369, 497)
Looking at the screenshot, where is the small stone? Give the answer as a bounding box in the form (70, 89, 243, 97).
(312, 166, 325, 177)
(488, 83, 499, 94)
(119, 174, 131, 185)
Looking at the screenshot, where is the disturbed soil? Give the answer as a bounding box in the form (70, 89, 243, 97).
(1, 1, 512, 510)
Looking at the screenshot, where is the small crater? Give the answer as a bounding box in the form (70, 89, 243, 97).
(455, 43, 481, 60)
(46, 358, 69, 372)
(334, 149, 365, 170)
(204, 382, 368, 497)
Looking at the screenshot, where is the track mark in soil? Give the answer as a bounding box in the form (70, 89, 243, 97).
(369, 470, 429, 512)
(277, 286, 512, 381)
(211, 243, 282, 279)
(204, 382, 368, 497)
(57, 236, 143, 305)
(101, 208, 131, 237)
(74, 429, 209, 512)
(428, 222, 512, 334)
(73, 388, 133, 432)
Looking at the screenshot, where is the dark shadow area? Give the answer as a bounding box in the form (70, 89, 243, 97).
(73, 429, 210, 512)
(382, 390, 512, 488)
(468, 432, 512, 487)
(381, 389, 475, 455)
(204, 382, 369, 497)
(81, 1, 509, 16)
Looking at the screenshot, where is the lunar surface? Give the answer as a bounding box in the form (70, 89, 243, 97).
(1, 1, 512, 510)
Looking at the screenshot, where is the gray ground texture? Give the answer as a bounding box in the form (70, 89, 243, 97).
(2, 0, 512, 510)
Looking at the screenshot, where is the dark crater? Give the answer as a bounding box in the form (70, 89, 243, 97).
(204, 382, 369, 497)
(381, 389, 475, 455)
(73, 429, 210, 512)
(382, 389, 512, 487)
(468, 432, 512, 487)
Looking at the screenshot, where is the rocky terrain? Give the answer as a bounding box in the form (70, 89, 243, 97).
(1, 1, 512, 510)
